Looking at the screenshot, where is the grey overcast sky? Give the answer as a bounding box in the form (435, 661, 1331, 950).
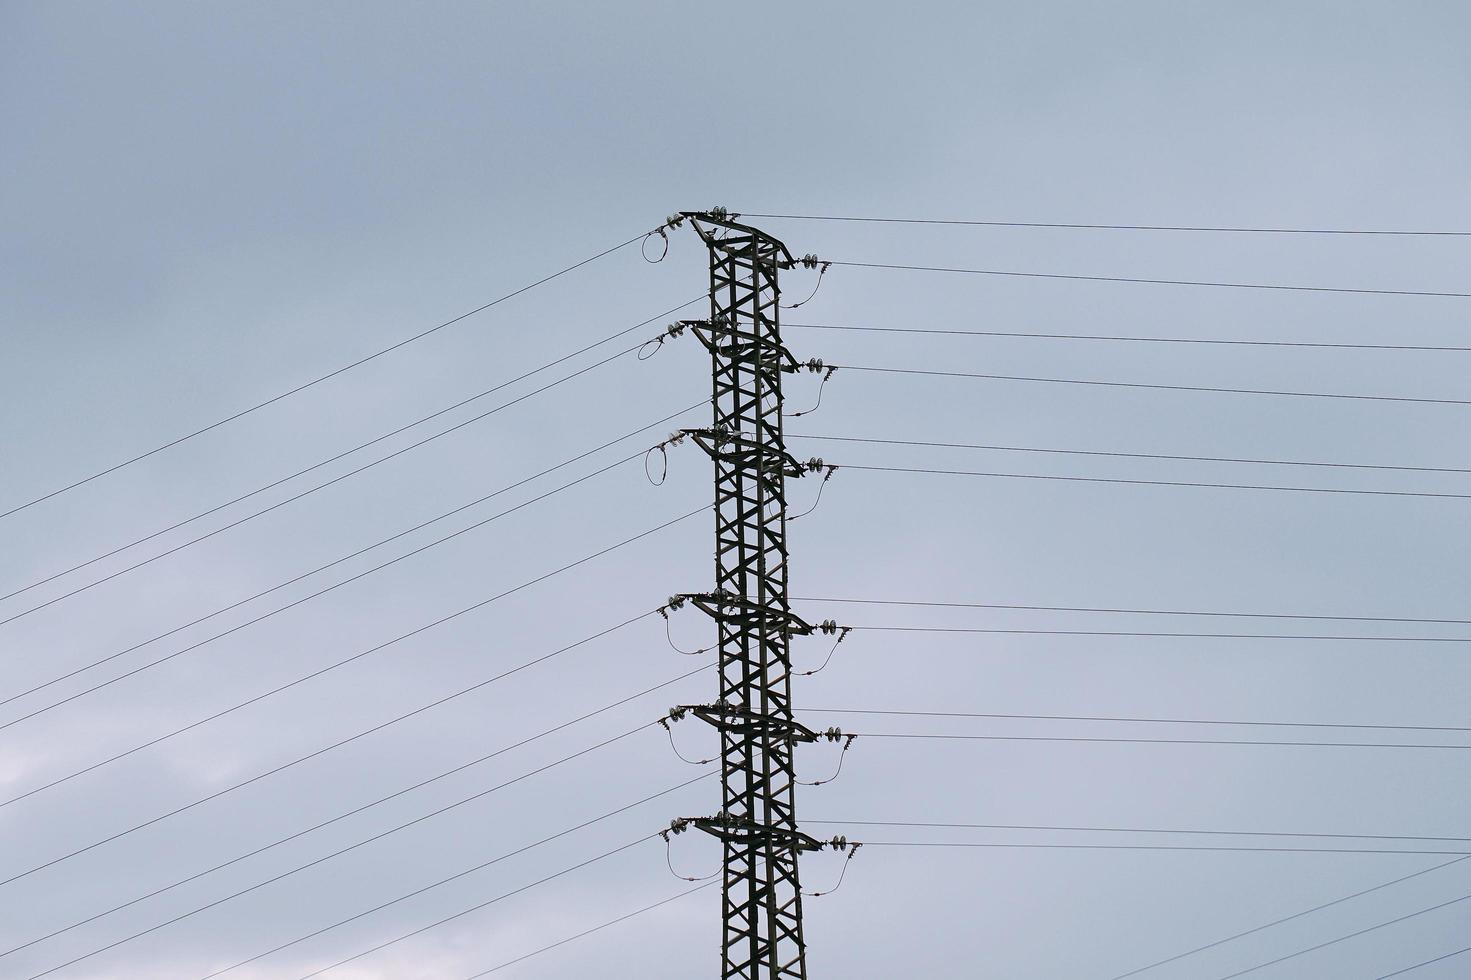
(3, 2, 1471, 978)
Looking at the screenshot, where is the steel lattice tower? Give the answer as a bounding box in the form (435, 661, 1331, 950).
(672, 211, 826, 980)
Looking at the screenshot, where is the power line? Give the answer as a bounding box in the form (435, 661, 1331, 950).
(0, 462, 684, 738)
(844, 731, 1471, 751)
(785, 321, 1471, 352)
(4, 403, 702, 709)
(806, 707, 1471, 735)
(0, 509, 707, 887)
(198, 779, 711, 980)
(794, 595, 1471, 628)
(789, 433, 1471, 477)
(1210, 889, 1471, 979)
(1104, 857, 1471, 980)
(834, 363, 1471, 407)
(800, 594, 1471, 626)
(849, 624, 1471, 643)
(858, 840, 1471, 856)
(294, 836, 668, 980)
(460, 883, 714, 978)
(0, 302, 701, 622)
(0, 235, 644, 523)
(839, 463, 1471, 501)
(1377, 944, 1471, 979)
(25, 747, 706, 979)
(741, 212, 1471, 237)
(805, 819, 1471, 845)
(827, 260, 1471, 299)
(1, 517, 697, 811)
(0, 654, 706, 960)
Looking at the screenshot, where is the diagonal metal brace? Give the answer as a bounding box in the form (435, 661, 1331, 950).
(692, 814, 828, 852)
(682, 317, 804, 373)
(675, 701, 821, 743)
(679, 211, 798, 269)
(681, 428, 808, 479)
(675, 590, 816, 636)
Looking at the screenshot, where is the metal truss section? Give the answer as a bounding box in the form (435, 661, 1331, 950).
(677, 210, 814, 980)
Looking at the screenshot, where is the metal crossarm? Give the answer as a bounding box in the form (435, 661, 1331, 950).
(681, 429, 809, 481)
(691, 815, 828, 853)
(674, 591, 817, 637)
(674, 702, 822, 744)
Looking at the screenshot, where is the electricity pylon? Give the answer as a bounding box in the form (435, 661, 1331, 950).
(669, 210, 826, 980)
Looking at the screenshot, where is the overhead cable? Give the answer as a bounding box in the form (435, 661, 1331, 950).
(0, 303, 702, 623)
(794, 595, 1471, 628)
(839, 463, 1471, 501)
(741, 212, 1471, 237)
(834, 363, 1471, 407)
(3, 610, 652, 813)
(294, 836, 670, 980)
(847, 624, 1471, 643)
(0, 474, 697, 738)
(37, 774, 709, 980)
(459, 883, 714, 978)
(12, 725, 660, 954)
(0, 235, 646, 522)
(5, 402, 702, 709)
(857, 840, 1471, 856)
(839, 730, 1471, 750)
(199, 780, 710, 980)
(0, 508, 708, 887)
(806, 706, 1471, 735)
(1375, 944, 1471, 979)
(1104, 856, 1470, 980)
(805, 819, 1471, 845)
(788, 433, 1471, 477)
(827, 260, 1471, 299)
(0, 660, 706, 959)
(1208, 889, 1471, 979)
(786, 321, 1471, 352)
